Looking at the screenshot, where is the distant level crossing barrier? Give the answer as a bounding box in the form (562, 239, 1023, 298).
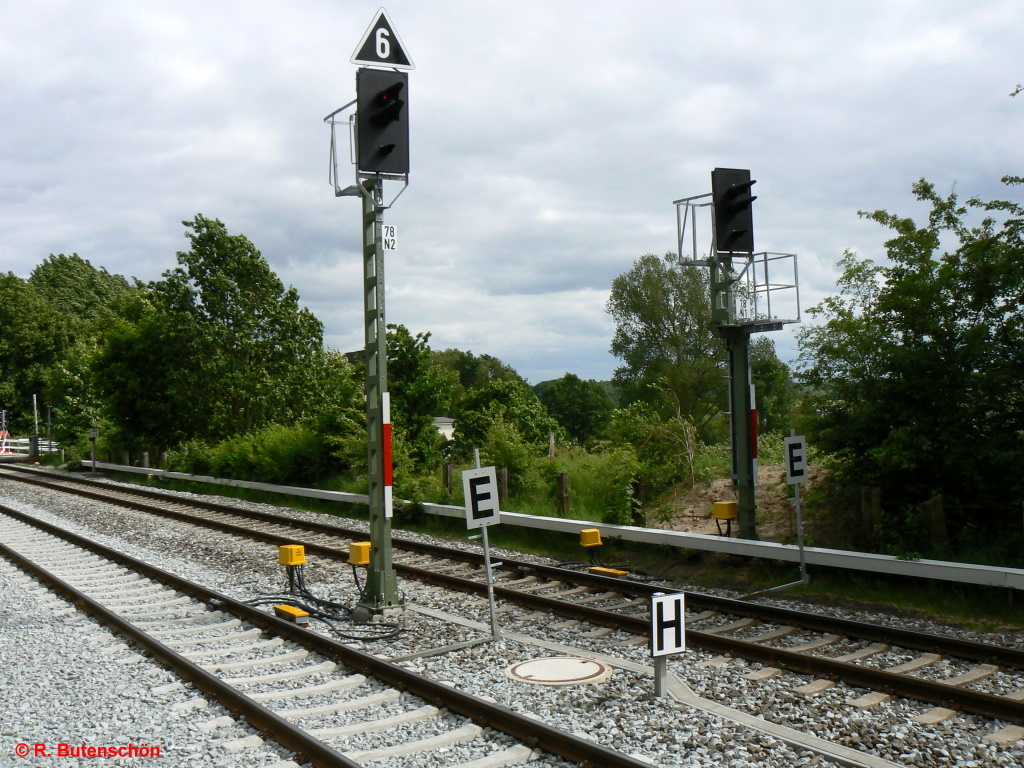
(83, 461, 1024, 593)
(2, 436, 60, 455)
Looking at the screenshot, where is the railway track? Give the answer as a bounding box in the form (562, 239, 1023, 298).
(0, 502, 653, 768)
(4, 464, 1024, 732)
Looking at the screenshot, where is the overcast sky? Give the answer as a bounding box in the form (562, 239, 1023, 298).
(2, 1, 1020, 383)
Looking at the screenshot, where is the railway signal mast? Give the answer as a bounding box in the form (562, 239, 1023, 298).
(675, 170, 801, 540)
(324, 8, 413, 621)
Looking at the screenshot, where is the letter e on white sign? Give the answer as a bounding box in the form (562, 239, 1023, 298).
(462, 466, 499, 529)
(784, 434, 808, 484)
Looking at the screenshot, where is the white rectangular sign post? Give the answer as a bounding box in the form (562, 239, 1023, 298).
(463, 466, 499, 529)
(463, 459, 502, 639)
(785, 433, 808, 485)
(651, 592, 686, 697)
(785, 432, 809, 585)
(382, 224, 397, 250)
(742, 432, 811, 599)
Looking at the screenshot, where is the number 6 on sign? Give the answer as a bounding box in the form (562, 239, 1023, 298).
(351, 8, 415, 70)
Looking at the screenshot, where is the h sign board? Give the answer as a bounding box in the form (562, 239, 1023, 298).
(462, 466, 500, 529)
(785, 434, 808, 484)
(650, 592, 686, 656)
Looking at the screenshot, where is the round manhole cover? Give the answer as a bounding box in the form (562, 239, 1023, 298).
(505, 656, 613, 686)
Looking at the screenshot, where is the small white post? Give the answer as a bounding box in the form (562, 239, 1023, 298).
(471, 447, 501, 641)
(794, 478, 808, 584)
(790, 429, 809, 585)
(654, 655, 668, 698)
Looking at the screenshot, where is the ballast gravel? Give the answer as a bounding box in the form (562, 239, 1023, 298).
(0, 557, 298, 768)
(1, 471, 1023, 767)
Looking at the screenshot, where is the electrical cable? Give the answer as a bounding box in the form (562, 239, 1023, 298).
(248, 563, 402, 642)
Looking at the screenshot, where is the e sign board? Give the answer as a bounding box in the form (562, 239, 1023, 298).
(462, 466, 500, 529)
(785, 434, 808, 484)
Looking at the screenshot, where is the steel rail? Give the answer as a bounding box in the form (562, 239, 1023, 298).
(6, 465, 1024, 672)
(6, 485, 1024, 728)
(0, 530, 361, 767)
(0, 503, 654, 768)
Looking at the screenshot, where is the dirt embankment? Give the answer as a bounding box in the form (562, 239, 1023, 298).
(661, 463, 827, 542)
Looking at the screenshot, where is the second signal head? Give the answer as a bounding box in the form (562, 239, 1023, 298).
(711, 167, 757, 254)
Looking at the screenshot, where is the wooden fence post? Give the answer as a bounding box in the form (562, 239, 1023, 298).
(556, 472, 570, 516)
(497, 466, 508, 504)
(861, 486, 882, 536)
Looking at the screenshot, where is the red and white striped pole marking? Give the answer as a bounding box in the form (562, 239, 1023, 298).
(382, 392, 393, 519)
(749, 383, 759, 484)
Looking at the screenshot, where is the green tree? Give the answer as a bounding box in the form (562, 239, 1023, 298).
(29, 254, 150, 443)
(606, 253, 724, 435)
(0, 273, 68, 430)
(96, 215, 328, 449)
(539, 372, 614, 443)
(605, 403, 702, 494)
(30, 253, 142, 326)
(433, 348, 523, 410)
(95, 312, 208, 449)
(452, 379, 560, 458)
(798, 177, 1024, 532)
(385, 324, 453, 463)
(750, 336, 794, 433)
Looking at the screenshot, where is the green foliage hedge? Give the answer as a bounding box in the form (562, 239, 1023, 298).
(167, 422, 340, 486)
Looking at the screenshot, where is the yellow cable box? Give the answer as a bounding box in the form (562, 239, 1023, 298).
(712, 501, 738, 520)
(349, 541, 371, 566)
(580, 528, 602, 548)
(278, 544, 307, 566)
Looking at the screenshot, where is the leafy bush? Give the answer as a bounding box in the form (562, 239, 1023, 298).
(604, 403, 701, 493)
(478, 417, 549, 498)
(166, 421, 341, 486)
(564, 445, 641, 525)
(692, 441, 730, 483)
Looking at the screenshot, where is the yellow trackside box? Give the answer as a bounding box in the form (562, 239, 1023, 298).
(712, 501, 738, 520)
(349, 541, 371, 566)
(278, 544, 307, 566)
(580, 528, 602, 548)
(589, 566, 628, 577)
(274, 604, 310, 625)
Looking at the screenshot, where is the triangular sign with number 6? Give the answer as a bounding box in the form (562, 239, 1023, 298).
(351, 8, 415, 70)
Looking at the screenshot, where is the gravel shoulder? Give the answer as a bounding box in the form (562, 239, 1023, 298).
(2, 473, 1023, 767)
